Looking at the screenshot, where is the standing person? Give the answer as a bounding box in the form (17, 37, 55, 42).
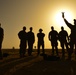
(0, 23, 4, 59)
(27, 27, 35, 56)
(37, 28, 45, 56)
(59, 26, 69, 59)
(62, 12, 76, 60)
(18, 26, 27, 58)
(48, 26, 59, 56)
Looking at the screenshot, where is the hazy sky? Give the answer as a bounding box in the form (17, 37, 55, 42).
(0, 0, 76, 49)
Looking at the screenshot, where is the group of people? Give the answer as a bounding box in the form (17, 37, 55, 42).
(18, 27, 35, 57)
(48, 13, 76, 60)
(48, 26, 68, 59)
(18, 13, 76, 60)
(0, 13, 76, 60)
(18, 27, 45, 58)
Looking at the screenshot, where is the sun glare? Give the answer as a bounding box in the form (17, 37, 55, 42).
(54, 9, 73, 27)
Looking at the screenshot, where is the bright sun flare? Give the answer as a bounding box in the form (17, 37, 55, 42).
(54, 9, 73, 27)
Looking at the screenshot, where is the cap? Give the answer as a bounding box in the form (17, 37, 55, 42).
(39, 28, 43, 31)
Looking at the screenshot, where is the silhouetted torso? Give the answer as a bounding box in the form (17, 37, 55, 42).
(37, 33, 45, 44)
(49, 30, 58, 43)
(0, 26, 4, 59)
(27, 31, 35, 44)
(70, 26, 76, 42)
(59, 30, 68, 42)
(0, 27, 4, 42)
(18, 30, 27, 45)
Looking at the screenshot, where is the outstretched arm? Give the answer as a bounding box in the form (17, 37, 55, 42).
(62, 13, 73, 29)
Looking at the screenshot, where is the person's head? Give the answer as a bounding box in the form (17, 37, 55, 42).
(30, 27, 33, 32)
(51, 26, 54, 31)
(23, 26, 26, 31)
(61, 26, 64, 31)
(39, 28, 43, 33)
(74, 19, 76, 25)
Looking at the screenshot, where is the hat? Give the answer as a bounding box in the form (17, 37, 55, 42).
(39, 28, 43, 31)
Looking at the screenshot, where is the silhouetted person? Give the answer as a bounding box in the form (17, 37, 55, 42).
(0, 23, 4, 59)
(27, 27, 35, 56)
(18, 26, 27, 58)
(48, 26, 59, 56)
(37, 28, 45, 56)
(59, 26, 69, 58)
(62, 12, 76, 60)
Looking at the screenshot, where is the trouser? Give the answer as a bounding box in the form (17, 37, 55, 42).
(37, 43, 45, 55)
(68, 42, 76, 60)
(60, 41, 69, 57)
(19, 42, 26, 57)
(0, 42, 2, 59)
(52, 46, 58, 56)
(28, 44, 33, 56)
(51, 41, 58, 56)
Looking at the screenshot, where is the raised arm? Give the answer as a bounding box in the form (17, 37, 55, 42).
(62, 12, 73, 29)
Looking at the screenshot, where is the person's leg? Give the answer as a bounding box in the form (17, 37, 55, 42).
(74, 43, 76, 59)
(55, 45, 58, 56)
(65, 41, 69, 59)
(42, 43, 45, 54)
(30, 44, 33, 55)
(19, 43, 23, 58)
(0, 44, 2, 59)
(28, 43, 30, 56)
(54, 41, 58, 56)
(62, 43, 65, 58)
(52, 46, 54, 56)
(23, 45, 27, 57)
(68, 42, 74, 60)
(37, 43, 40, 55)
(28, 44, 32, 56)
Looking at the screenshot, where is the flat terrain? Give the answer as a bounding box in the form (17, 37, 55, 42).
(0, 49, 76, 75)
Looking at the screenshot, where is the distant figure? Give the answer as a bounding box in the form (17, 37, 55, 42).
(48, 26, 59, 56)
(62, 12, 76, 60)
(18, 26, 27, 58)
(37, 28, 45, 56)
(27, 27, 35, 56)
(59, 26, 69, 58)
(0, 23, 4, 59)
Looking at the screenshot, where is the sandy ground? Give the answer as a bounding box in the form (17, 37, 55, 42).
(0, 49, 76, 75)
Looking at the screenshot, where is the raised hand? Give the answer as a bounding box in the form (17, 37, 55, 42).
(62, 12, 65, 18)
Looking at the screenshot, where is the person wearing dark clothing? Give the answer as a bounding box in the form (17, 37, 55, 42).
(18, 26, 27, 58)
(27, 27, 35, 56)
(37, 28, 45, 55)
(48, 26, 59, 56)
(0, 23, 4, 59)
(59, 26, 69, 58)
(62, 12, 76, 60)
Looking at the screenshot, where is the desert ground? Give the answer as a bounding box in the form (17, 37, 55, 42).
(0, 49, 76, 75)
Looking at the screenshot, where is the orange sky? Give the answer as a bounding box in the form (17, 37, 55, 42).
(0, 0, 76, 49)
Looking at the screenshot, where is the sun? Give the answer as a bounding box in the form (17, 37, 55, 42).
(54, 9, 73, 27)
